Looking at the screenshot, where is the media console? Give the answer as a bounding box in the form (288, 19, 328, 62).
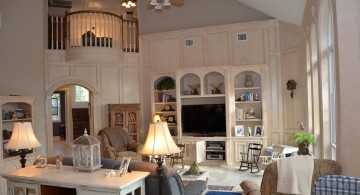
(205, 141, 225, 161)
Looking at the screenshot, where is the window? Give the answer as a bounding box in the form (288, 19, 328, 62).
(306, 1, 337, 159)
(52, 93, 61, 121)
(75, 85, 89, 102)
(327, 10, 336, 160)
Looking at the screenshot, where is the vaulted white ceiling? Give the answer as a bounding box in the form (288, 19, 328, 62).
(237, 0, 307, 25)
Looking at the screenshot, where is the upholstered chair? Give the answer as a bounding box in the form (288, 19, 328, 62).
(98, 127, 143, 162)
(240, 159, 342, 195)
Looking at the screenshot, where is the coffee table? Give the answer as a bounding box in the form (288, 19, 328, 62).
(179, 170, 209, 181)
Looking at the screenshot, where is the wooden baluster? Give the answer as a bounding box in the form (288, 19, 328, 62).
(60, 17, 63, 49)
(51, 16, 54, 49)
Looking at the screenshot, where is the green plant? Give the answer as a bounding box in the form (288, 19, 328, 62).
(289, 131, 316, 146)
(156, 77, 175, 91)
(289, 121, 316, 146)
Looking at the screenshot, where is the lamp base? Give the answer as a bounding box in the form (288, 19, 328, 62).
(19, 149, 27, 168)
(155, 157, 164, 195)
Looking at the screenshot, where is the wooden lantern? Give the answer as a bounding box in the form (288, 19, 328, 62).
(72, 129, 101, 172)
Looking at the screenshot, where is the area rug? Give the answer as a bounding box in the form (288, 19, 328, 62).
(207, 185, 234, 191)
(206, 191, 241, 195)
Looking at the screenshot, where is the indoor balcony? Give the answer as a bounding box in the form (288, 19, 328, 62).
(48, 10, 138, 63)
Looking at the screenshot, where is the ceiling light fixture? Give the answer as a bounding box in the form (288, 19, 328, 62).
(150, 0, 172, 11)
(122, 0, 136, 9)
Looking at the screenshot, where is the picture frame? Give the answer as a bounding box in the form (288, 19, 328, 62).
(235, 125, 245, 136)
(254, 125, 264, 136)
(119, 157, 131, 176)
(166, 115, 176, 124)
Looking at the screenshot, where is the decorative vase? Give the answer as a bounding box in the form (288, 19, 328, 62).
(244, 74, 253, 88)
(297, 143, 310, 155)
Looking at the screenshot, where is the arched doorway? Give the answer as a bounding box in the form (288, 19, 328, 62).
(45, 80, 100, 156)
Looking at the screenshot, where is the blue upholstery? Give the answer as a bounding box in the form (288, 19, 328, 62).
(314, 175, 360, 195)
(129, 161, 206, 195)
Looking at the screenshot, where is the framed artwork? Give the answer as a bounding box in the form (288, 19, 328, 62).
(119, 157, 131, 176)
(235, 125, 245, 136)
(254, 125, 264, 136)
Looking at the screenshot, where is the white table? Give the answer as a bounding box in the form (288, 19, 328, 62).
(266, 145, 299, 157)
(1, 165, 150, 195)
(179, 170, 209, 181)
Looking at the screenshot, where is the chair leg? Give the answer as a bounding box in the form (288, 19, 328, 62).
(181, 158, 185, 169)
(239, 162, 249, 171)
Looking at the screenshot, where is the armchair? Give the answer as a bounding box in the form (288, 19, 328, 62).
(98, 127, 143, 162)
(240, 159, 342, 195)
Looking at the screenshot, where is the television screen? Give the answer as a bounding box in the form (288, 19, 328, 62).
(181, 104, 226, 137)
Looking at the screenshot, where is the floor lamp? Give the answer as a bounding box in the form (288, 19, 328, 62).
(140, 121, 180, 195)
(5, 122, 41, 168)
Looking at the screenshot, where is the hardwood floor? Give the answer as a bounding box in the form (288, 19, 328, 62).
(53, 140, 262, 192)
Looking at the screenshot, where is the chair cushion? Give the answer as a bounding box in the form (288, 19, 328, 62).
(101, 158, 121, 169)
(116, 151, 142, 162)
(98, 127, 131, 152)
(314, 175, 360, 194)
(240, 180, 261, 195)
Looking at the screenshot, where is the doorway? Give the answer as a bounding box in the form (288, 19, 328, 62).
(51, 85, 93, 156)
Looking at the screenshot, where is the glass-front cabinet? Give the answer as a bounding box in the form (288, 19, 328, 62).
(108, 104, 140, 142)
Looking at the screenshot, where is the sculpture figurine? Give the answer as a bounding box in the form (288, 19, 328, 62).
(248, 127, 252, 136)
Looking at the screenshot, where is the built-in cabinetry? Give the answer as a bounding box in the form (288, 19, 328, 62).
(152, 75, 178, 136)
(232, 69, 264, 137)
(151, 65, 268, 165)
(108, 104, 140, 142)
(0, 96, 35, 161)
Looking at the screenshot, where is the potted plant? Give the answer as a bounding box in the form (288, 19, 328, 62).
(289, 121, 316, 155)
(156, 77, 175, 91)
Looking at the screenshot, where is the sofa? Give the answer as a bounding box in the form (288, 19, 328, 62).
(240, 159, 342, 195)
(129, 161, 207, 195)
(98, 127, 143, 162)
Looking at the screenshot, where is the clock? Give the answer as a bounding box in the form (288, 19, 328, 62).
(162, 104, 174, 111)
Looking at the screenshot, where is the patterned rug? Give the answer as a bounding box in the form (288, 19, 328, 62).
(207, 185, 234, 191)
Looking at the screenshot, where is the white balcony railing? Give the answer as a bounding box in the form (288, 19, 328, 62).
(48, 10, 138, 53)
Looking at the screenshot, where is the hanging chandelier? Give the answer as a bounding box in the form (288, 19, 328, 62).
(150, 0, 172, 11)
(122, 0, 136, 8)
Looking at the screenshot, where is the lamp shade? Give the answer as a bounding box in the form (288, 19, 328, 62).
(140, 122, 180, 155)
(5, 122, 41, 150)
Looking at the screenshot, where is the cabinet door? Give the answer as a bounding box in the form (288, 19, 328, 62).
(8, 181, 39, 195)
(195, 141, 206, 163)
(113, 111, 126, 127)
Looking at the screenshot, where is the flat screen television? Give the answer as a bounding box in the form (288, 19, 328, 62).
(181, 104, 226, 137)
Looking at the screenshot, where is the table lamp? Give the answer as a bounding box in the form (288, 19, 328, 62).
(5, 122, 41, 168)
(140, 121, 180, 195)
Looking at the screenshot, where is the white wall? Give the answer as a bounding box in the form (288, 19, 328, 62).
(137, 0, 273, 34)
(0, 0, 47, 155)
(335, 0, 360, 177)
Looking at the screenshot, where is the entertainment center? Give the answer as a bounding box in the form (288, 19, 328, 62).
(151, 65, 268, 166)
